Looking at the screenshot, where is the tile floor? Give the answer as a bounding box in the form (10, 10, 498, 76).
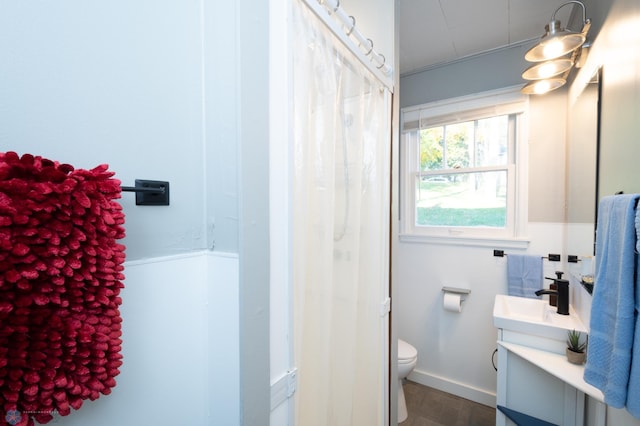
(401, 380, 496, 426)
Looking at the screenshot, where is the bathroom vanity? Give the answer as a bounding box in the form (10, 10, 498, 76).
(493, 294, 605, 425)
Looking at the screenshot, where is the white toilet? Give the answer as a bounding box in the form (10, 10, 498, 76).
(397, 339, 418, 423)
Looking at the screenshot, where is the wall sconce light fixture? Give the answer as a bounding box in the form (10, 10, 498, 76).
(521, 1, 591, 95)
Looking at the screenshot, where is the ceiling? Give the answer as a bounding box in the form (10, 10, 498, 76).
(398, 0, 576, 76)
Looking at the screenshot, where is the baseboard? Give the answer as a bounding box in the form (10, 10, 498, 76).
(408, 368, 496, 408)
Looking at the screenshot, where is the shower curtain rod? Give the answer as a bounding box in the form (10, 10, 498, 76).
(303, 0, 394, 91)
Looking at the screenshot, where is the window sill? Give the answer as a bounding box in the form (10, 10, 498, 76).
(398, 233, 530, 249)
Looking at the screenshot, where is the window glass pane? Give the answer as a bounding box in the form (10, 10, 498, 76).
(419, 127, 443, 171)
(415, 171, 507, 227)
(475, 115, 509, 167)
(444, 122, 473, 169)
(420, 115, 511, 172)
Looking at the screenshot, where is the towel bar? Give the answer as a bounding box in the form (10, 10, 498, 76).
(493, 250, 560, 261)
(121, 179, 170, 206)
(121, 186, 165, 194)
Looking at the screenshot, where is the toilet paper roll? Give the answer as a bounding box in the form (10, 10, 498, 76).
(443, 292, 462, 313)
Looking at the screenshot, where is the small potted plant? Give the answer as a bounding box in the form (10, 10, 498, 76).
(566, 329, 587, 364)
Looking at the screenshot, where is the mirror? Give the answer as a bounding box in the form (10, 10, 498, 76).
(565, 68, 601, 286)
(596, 67, 640, 199)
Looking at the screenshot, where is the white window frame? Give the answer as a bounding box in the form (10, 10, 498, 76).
(400, 87, 530, 248)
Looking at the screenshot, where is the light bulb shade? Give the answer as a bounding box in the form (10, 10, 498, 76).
(525, 20, 586, 62)
(522, 58, 573, 80)
(521, 77, 566, 95)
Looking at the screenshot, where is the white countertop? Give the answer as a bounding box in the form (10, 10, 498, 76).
(498, 340, 605, 403)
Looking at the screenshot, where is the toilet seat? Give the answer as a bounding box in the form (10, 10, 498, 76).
(398, 339, 417, 363)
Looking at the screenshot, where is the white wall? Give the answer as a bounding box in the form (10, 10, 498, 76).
(0, 0, 209, 261)
(342, 0, 395, 66)
(0, 2, 244, 425)
(203, 0, 240, 254)
(397, 223, 568, 406)
(207, 253, 241, 425)
(42, 252, 240, 426)
(269, 0, 294, 423)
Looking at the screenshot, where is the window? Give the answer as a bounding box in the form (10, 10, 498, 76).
(401, 88, 528, 243)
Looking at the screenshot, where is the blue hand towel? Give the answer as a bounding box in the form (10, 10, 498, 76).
(507, 254, 542, 299)
(625, 203, 640, 418)
(627, 310, 640, 418)
(584, 194, 639, 408)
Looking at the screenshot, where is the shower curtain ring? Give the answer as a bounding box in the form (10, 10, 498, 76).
(376, 54, 386, 68)
(364, 39, 374, 55)
(333, 0, 340, 12)
(346, 16, 356, 36)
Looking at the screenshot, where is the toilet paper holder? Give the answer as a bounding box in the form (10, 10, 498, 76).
(442, 286, 471, 295)
(441, 286, 471, 300)
(442, 287, 470, 312)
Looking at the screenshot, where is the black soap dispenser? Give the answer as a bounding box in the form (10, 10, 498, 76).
(537, 271, 570, 315)
(555, 278, 570, 315)
(545, 271, 564, 307)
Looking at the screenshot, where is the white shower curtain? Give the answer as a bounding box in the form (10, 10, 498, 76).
(292, 1, 392, 425)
